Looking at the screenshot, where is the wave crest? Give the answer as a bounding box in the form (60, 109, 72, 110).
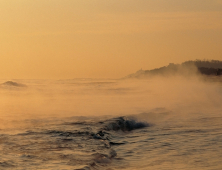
(103, 117, 149, 131)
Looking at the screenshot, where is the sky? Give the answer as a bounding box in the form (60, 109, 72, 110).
(0, 0, 222, 79)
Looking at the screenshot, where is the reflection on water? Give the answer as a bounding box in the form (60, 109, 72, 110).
(0, 78, 222, 169)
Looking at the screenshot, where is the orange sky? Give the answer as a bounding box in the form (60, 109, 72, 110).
(0, 0, 222, 79)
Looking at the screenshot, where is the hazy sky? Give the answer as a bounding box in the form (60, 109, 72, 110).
(1, 0, 222, 79)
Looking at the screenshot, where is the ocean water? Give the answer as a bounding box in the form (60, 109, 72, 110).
(0, 77, 222, 170)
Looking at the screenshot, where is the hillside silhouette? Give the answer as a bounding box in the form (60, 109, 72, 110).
(125, 60, 222, 79)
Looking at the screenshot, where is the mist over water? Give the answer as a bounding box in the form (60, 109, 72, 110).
(0, 74, 222, 169)
(1, 76, 221, 124)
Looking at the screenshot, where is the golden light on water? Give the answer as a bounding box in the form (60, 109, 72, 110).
(1, 1, 222, 169)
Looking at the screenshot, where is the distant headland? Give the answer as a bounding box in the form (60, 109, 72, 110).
(125, 60, 222, 79)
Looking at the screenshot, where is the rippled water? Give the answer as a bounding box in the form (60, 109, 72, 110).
(0, 77, 222, 169)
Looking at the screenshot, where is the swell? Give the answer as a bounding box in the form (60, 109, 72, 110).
(1, 81, 26, 87)
(10, 116, 150, 170)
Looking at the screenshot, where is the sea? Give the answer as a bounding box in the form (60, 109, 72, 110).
(0, 76, 222, 170)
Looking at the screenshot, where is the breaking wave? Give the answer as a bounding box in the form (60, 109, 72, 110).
(102, 117, 150, 131)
